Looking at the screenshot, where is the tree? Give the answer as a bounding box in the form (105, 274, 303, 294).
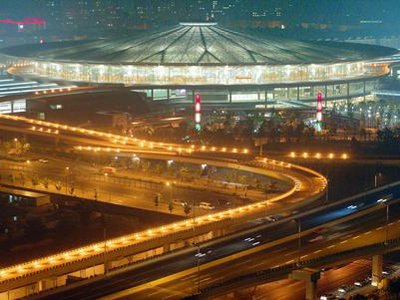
(21, 142, 30, 156)
(19, 172, 25, 186)
(183, 203, 192, 216)
(31, 175, 39, 188)
(2, 141, 12, 154)
(55, 181, 62, 192)
(7, 173, 14, 183)
(238, 175, 248, 185)
(70, 183, 75, 195)
(179, 167, 189, 181)
(269, 181, 278, 193)
(141, 161, 151, 173)
(41, 177, 49, 189)
(168, 202, 175, 213)
(154, 194, 160, 210)
(155, 163, 163, 175)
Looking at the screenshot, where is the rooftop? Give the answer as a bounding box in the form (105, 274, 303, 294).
(1, 23, 397, 66)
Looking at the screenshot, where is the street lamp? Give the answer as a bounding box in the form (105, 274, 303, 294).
(375, 172, 382, 188)
(292, 218, 301, 266)
(385, 202, 389, 247)
(166, 182, 173, 203)
(65, 167, 70, 193)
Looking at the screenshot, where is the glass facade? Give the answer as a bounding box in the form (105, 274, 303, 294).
(27, 60, 389, 86)
(130, 79, 377, 108)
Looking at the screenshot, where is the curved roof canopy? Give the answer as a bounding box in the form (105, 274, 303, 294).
(2, 22, 397, 65)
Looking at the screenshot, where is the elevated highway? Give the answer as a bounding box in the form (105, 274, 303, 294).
(0, 114, 326, 299)
(19, 181, 400, 300)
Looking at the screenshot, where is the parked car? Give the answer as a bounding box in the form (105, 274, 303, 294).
(173, 199, 187, 206)
(199, 202, 215, 210)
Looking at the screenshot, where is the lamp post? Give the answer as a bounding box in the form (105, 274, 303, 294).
(385, 203, 389, 247)
(65, 167, 69, 194)
(375, 172, 382, 188)
(294, 218, 301, 266)
(166, 181, 173, 202)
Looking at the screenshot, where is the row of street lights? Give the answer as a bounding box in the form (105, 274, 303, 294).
(289, 152, 348, 160)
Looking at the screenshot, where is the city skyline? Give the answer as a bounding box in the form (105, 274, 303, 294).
(1, 0, 400, 33)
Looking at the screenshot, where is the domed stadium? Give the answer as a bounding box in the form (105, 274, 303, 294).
(0, 22, 397, 109)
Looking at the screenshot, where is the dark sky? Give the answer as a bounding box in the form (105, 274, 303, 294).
(1, 0, 399, 24)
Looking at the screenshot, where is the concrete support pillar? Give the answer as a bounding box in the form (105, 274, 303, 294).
(163, 243, 171, 253)
(305, 279, 318, 300)
(104, 260, 113, 274)
(372, 254, 383, 286)
(211, 229, 227, 238)
(289, 269, 320, 300)
(38, 277, 57, 292)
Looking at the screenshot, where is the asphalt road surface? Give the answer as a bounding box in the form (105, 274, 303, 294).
(36, 184, 400, 300)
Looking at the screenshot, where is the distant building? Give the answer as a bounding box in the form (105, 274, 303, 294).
(0, 187, 51, 207)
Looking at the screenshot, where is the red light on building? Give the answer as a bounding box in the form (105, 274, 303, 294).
(316, 92, 323, 133)
(195, 94, 201, 131)
(0, 18, 46, 25)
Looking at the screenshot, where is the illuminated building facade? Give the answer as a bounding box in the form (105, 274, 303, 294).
(0, 22, 397, 110)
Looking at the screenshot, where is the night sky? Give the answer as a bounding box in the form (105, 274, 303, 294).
(1, 0, 400, 24)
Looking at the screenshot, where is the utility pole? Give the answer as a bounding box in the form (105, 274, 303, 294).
(385, 203, 389, 247)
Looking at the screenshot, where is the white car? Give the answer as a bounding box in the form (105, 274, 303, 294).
(199, 202, 215, 210)
(173, 199, 187, 206)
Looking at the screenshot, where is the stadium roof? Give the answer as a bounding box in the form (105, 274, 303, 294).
(2, 22, 397, 66)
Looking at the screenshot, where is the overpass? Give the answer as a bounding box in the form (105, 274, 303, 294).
(23, 182, 400, 299)
(3, 180, 399, 300)
(0, 114, 326, 299)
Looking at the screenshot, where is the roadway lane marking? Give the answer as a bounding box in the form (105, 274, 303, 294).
(285, 260, 295, 264)
(327, 245, 335, 249)
(340, 240, 348, 244)
(250, 262, 266, 269)
(377, 226, 383, 230)
(352, 235, 360, 240)
(200, 277, 212, 283)
(284, 251, 297, 257)
(313, 250, 322, 254)
(300, 255, 308, 259)
(364, 231, 372, 235)
(389, 223, 395, 226)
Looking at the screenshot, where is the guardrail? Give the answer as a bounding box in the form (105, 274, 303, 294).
(0, 113, 327, 298)
(0, 155, 323, 295)
(189, 238, 400, 299)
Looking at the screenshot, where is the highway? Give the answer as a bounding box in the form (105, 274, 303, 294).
(31, 182, 400, 300)
(0, 158, 245, 218)
(218, 259, 373, 300)
(0, 112, 325, 299)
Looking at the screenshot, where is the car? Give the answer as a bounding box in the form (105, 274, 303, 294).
(354, 281, 363, 287)
(102, 166, 116, 174)
(199, 202, 215, 210)
(308, 235, 324, 243)
(265, 216, 278, 222)
(320, 294, 337, 300)
(173, 199, 187, 206)
(195, 248, 212, 258)
(38, 158, 49, 163)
